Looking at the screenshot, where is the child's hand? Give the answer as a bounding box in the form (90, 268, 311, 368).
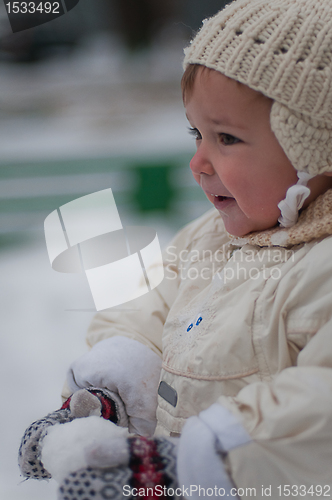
(18, 388, 127, 481)
(66, 336, 162, 437)
(19, 336, 161, 481)
(18, 407, 74, 480)
(46, 417, 179, 498)
(54, 404, 247, 500)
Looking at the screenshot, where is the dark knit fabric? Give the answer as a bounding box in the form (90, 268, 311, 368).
(18, 409, 74, 480)
(58, 437, 182, 500)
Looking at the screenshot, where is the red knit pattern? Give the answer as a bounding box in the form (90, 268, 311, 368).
(89, 390, 117, 422)
(129, 437, 167, 499)
(60, 397, 71, 410)
(60, 390, 118, 424)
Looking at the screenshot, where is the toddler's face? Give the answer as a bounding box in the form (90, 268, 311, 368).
(185, 68, 299, 236)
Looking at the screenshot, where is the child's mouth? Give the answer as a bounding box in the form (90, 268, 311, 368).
(210, 193, 236, 212)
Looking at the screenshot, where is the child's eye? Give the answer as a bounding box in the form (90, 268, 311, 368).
(219, 133, 241, 146)
(188, 127, 202, 141)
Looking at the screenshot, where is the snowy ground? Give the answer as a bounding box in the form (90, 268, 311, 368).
(1, 238, 93, 500)
(0, 36, 211, 499)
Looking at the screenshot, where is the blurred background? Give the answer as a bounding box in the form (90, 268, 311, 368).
(0, 1, 231, 498)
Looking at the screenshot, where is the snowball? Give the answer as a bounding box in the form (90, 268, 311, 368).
(41, 416, 129, 482)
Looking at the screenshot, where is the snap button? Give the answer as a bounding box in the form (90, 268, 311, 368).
(158, 381, 178, 407)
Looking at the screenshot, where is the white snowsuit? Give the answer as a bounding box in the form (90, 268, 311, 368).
(63, 188, 332, 496)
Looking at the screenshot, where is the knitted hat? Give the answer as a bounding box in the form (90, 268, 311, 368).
(183, 0, 332, 175)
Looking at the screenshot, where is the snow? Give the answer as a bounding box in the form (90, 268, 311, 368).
(41, 416, 130, 483)
(0, 237, 94, 499)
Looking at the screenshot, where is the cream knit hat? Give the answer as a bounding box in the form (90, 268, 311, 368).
(183, 0, 332, 175)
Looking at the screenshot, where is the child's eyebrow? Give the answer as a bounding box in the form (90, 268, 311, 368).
(209, 116, 247, 130)
(185, 112, 246, 131)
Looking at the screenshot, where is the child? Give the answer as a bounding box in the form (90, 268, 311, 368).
(19, 0, 332, 498)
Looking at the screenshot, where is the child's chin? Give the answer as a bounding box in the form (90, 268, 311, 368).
(220, 212, 277, 237)
(218, 212, 251, 237)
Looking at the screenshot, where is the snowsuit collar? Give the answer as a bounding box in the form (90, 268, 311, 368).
(230, 188, 332, 248)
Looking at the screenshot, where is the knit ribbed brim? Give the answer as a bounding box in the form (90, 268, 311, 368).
(183, 0, 332, 175)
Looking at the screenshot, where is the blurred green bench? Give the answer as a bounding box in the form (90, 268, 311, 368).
(0, 152, 210, 239)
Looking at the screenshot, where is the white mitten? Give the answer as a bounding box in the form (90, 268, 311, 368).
(177, 404, 252, 499)
(67, 336, 162, 436)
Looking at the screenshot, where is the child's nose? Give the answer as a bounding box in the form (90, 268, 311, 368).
(189, 146, 215, 176)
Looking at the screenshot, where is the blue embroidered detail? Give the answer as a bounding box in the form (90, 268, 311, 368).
(187, 323, 194, 332)
(196, 316, 203, 326)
